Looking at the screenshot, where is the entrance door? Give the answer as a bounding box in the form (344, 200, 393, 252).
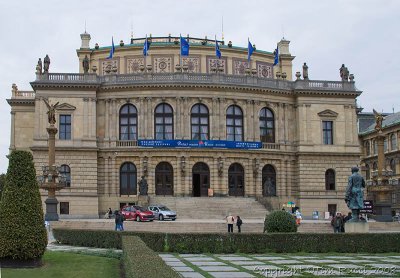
(155, 162, 174, 195)
(192, 162, 210, 197)
(228, 163, 244, 196)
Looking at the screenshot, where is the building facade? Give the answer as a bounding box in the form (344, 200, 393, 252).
(7, 33, 361, 218)
(359, 112, 400, 216)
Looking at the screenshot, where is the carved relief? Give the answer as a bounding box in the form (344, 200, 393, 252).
(206, 56, 227, 73)
(153, 56, 173, 73)
(182, 56, 200, 73)
(101, 59, 118, 75)
(256, 62, 273, 78)
(233, 59, 250, 75)
(126, 57, 145, 74)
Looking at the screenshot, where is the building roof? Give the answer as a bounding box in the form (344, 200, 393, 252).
(360, 111, 400, 135)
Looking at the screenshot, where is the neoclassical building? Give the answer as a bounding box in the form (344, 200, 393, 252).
(7, 32, 361, 218)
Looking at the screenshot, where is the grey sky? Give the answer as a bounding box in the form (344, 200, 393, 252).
(0, 0, 399, 173)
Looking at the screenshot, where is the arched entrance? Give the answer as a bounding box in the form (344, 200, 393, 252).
(192, 162, 210, 197)
(155, 162, 174, 195)
(262, 164, 276, 196)
(228, 163, 244, 196)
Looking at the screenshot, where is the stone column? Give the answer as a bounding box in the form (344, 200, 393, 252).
(105, 99, 110, 142)
(212, 98, 218, 139)
(90, 98, 97, 138)
(146, 97, 152, 139)
(182, 97, 188, 139)
(246, 100, 252, 141)
(219, 98, 225, 139)
(139, 98, 144, 139)
(175, 97, 181, 139)
(305, 104, 311, 143)
(83, 97, 89, 138)
(377, 133, 385, 178)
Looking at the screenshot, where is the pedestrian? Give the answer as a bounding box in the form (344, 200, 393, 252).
(226, 213, 234, 233)
(236, 216, 243, 233)
(105, 207, 112, 219)
(331, 212, 344, 233)
(295, 209, 302, 225)
(114, 211, 120, 231)
(115, 210, 124, 231)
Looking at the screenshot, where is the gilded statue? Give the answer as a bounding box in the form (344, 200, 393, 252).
(43, 99, 60, 125)
(373, 109, 384, 132)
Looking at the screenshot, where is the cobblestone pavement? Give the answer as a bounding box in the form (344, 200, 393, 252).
(160, 253, 400, 277)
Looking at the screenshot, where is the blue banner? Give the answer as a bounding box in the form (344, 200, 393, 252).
(138, 139, 262, 149)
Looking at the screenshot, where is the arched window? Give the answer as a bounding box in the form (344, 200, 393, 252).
(119, 104, 138, 140)
(60, 164, 71, 187)
(325, 169, 335, 190)
(226, 105, 243, 141)
(373, 140, 378, 154)
(155, 103, 173, 140)
(259, 108, 275, 143)
(120, 162, 137, 195)
(191, 104, 209, 140)
(391, 134, 397, 151)
(365, 164, 370, 180)
(365, 141, 370, 156)
(262, 165, 276, 196)
(391, 159, 396, 175)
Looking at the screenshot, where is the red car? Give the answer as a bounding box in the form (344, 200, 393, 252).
(120, 205, 154, 222)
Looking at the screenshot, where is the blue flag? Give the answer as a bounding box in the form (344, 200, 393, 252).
(143, 35, 151, 56)
(107, 37, 115, 59)
(215, 37, 221, 59)
(273, 46, 279, 66)
(180, 35, 189, 56)
(247, 39, 255, 61)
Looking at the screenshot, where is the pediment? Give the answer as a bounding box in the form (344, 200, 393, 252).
(56, 103, 76, 111)
(318, 109, 338, 118)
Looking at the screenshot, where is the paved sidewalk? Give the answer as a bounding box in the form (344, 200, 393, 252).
(160, 253, 400, 277)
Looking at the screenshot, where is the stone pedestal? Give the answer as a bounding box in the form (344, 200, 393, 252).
(138, 195, 150, 207)
(45, 197, 59, 221)
(345, 221, 369, 233)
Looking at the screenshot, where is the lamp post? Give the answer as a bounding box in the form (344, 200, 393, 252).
(37, 99, 66, 221)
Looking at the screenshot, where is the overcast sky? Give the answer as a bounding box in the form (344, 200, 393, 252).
(0, 0, 399, 173)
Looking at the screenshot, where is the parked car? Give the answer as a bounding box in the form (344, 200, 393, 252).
(120, 205, 154, 222)
(148, 205, 177, 221)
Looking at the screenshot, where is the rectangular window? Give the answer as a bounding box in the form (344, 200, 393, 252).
(59, 115, 71, 140)
(60, 202, 69, 214)
(322, 121, 333, 145)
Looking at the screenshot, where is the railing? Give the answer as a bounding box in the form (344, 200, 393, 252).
(262, 143, 281, 150)
(33, 73, 358, 92)
(12, 91, 35, 98)
(116, 140, 138, 147)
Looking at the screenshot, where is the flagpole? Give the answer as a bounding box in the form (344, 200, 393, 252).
(144, 35, 147, 70)
(179, 34, 182, 72)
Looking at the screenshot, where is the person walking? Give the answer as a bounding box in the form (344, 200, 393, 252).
(331, 212, 344, 233)
(236, 216, 243, 233)
(115, 210, 124, 231)
(226, 213, 234, 233)
(114, 211, 120, 231)
(295, 209, 302, 225)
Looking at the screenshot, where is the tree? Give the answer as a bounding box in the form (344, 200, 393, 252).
(0, 150, 47, 262)
(264, 210, 297, 233)
(0, 173, 5, 200)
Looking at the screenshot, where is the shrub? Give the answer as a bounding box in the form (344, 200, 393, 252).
(122, 236, 180, 278)
(264, 210, 297, 233)
(0, 151, 47, 260)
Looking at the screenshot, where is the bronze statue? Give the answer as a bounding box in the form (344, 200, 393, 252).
(373, 109, 384, 132)
(302, 62, 309, 80)
(138, 176, 148, 196)
(43, 99, 60, 125)
(82, 55, 90, 74)
(345, 167, 366, 222)
(340, 64, 349, 81)
(44, 55, 51, 73)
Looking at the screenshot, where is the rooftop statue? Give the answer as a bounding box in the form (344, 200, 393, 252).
(44, 54, 51, 73)
(36, 58, 43, 74)
(340, 64, 349, 81)
(373, 109, 384, 132)
(43, 99, 60, 125)
(82, 55, 90, 74)
(302, 62, 309, 80)
(345, 167, 366, 222)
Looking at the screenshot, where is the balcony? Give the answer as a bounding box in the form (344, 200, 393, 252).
(32, 72, 359, 94)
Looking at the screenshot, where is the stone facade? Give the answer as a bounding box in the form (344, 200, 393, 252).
(7, 35, 362, 218)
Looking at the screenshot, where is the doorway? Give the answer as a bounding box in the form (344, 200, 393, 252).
(155, 162, 174, 195)
(228, 163, 245, 196)
(192, 162, 210, 197)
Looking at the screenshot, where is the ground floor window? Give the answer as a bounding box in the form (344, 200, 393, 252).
(60, 202, 69, 214)
(328, 204, 337, 217)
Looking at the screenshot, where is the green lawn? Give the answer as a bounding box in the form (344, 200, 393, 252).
(2, 251, 121, 278)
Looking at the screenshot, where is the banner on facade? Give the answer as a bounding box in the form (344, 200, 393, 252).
(138, 139, 262, 149)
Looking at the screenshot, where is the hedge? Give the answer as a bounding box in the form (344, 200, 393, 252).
(53, 228, 400, 253)
(122, 236, 180, 278)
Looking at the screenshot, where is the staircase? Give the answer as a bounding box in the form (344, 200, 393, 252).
(148, 196, 268, 220)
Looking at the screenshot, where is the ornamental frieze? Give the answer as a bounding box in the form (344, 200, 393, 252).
(256, 62, 273, 78)
(152, 56, 173, 73)
(126, 57, 145, 74)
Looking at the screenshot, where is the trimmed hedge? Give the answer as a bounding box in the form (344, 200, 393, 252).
(122, 236, 180, 278)
(0, 151, 47, 260)
(53, 228, 400, 253)
(264, 211, 297, 233)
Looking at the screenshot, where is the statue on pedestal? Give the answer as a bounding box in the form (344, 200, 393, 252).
(340, 64, 349, 81)
(302, 62, 309, 80)
(44, 55, 51, 73)
(43, 99, 60, 125)
(373, 109, 384, 132)
(345, 167, 366, 222)
(82, 55, 90, 74)
(138, 176, 148, 196)
(36, 58, 43, 74)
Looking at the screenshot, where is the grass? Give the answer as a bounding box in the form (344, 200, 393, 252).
(1, 251, 121, 278)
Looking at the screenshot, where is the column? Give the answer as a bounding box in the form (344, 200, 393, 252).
(219, 98, 225, 139)
(344, 105, 351, 144)
(105, 157, 110, 196)
(283, 104, 288, 144)
(139, 98, 144, 139)
(175, 97, 181, 139)
(305, 104, 311, 143)
(111, 156, 117, 196)
(111, 99, 117, 141)
(146, 97, 152, 139)
(212, 98, 218, 140)
(90, 98, 97, 139)
(182, 97, 188, 139)
(10, 111, 15, 149)
(279, 103, 285, 144)
(83, 97, 89, 138)
(246, 100, 252, 141)
(105, 99, 110, 141)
